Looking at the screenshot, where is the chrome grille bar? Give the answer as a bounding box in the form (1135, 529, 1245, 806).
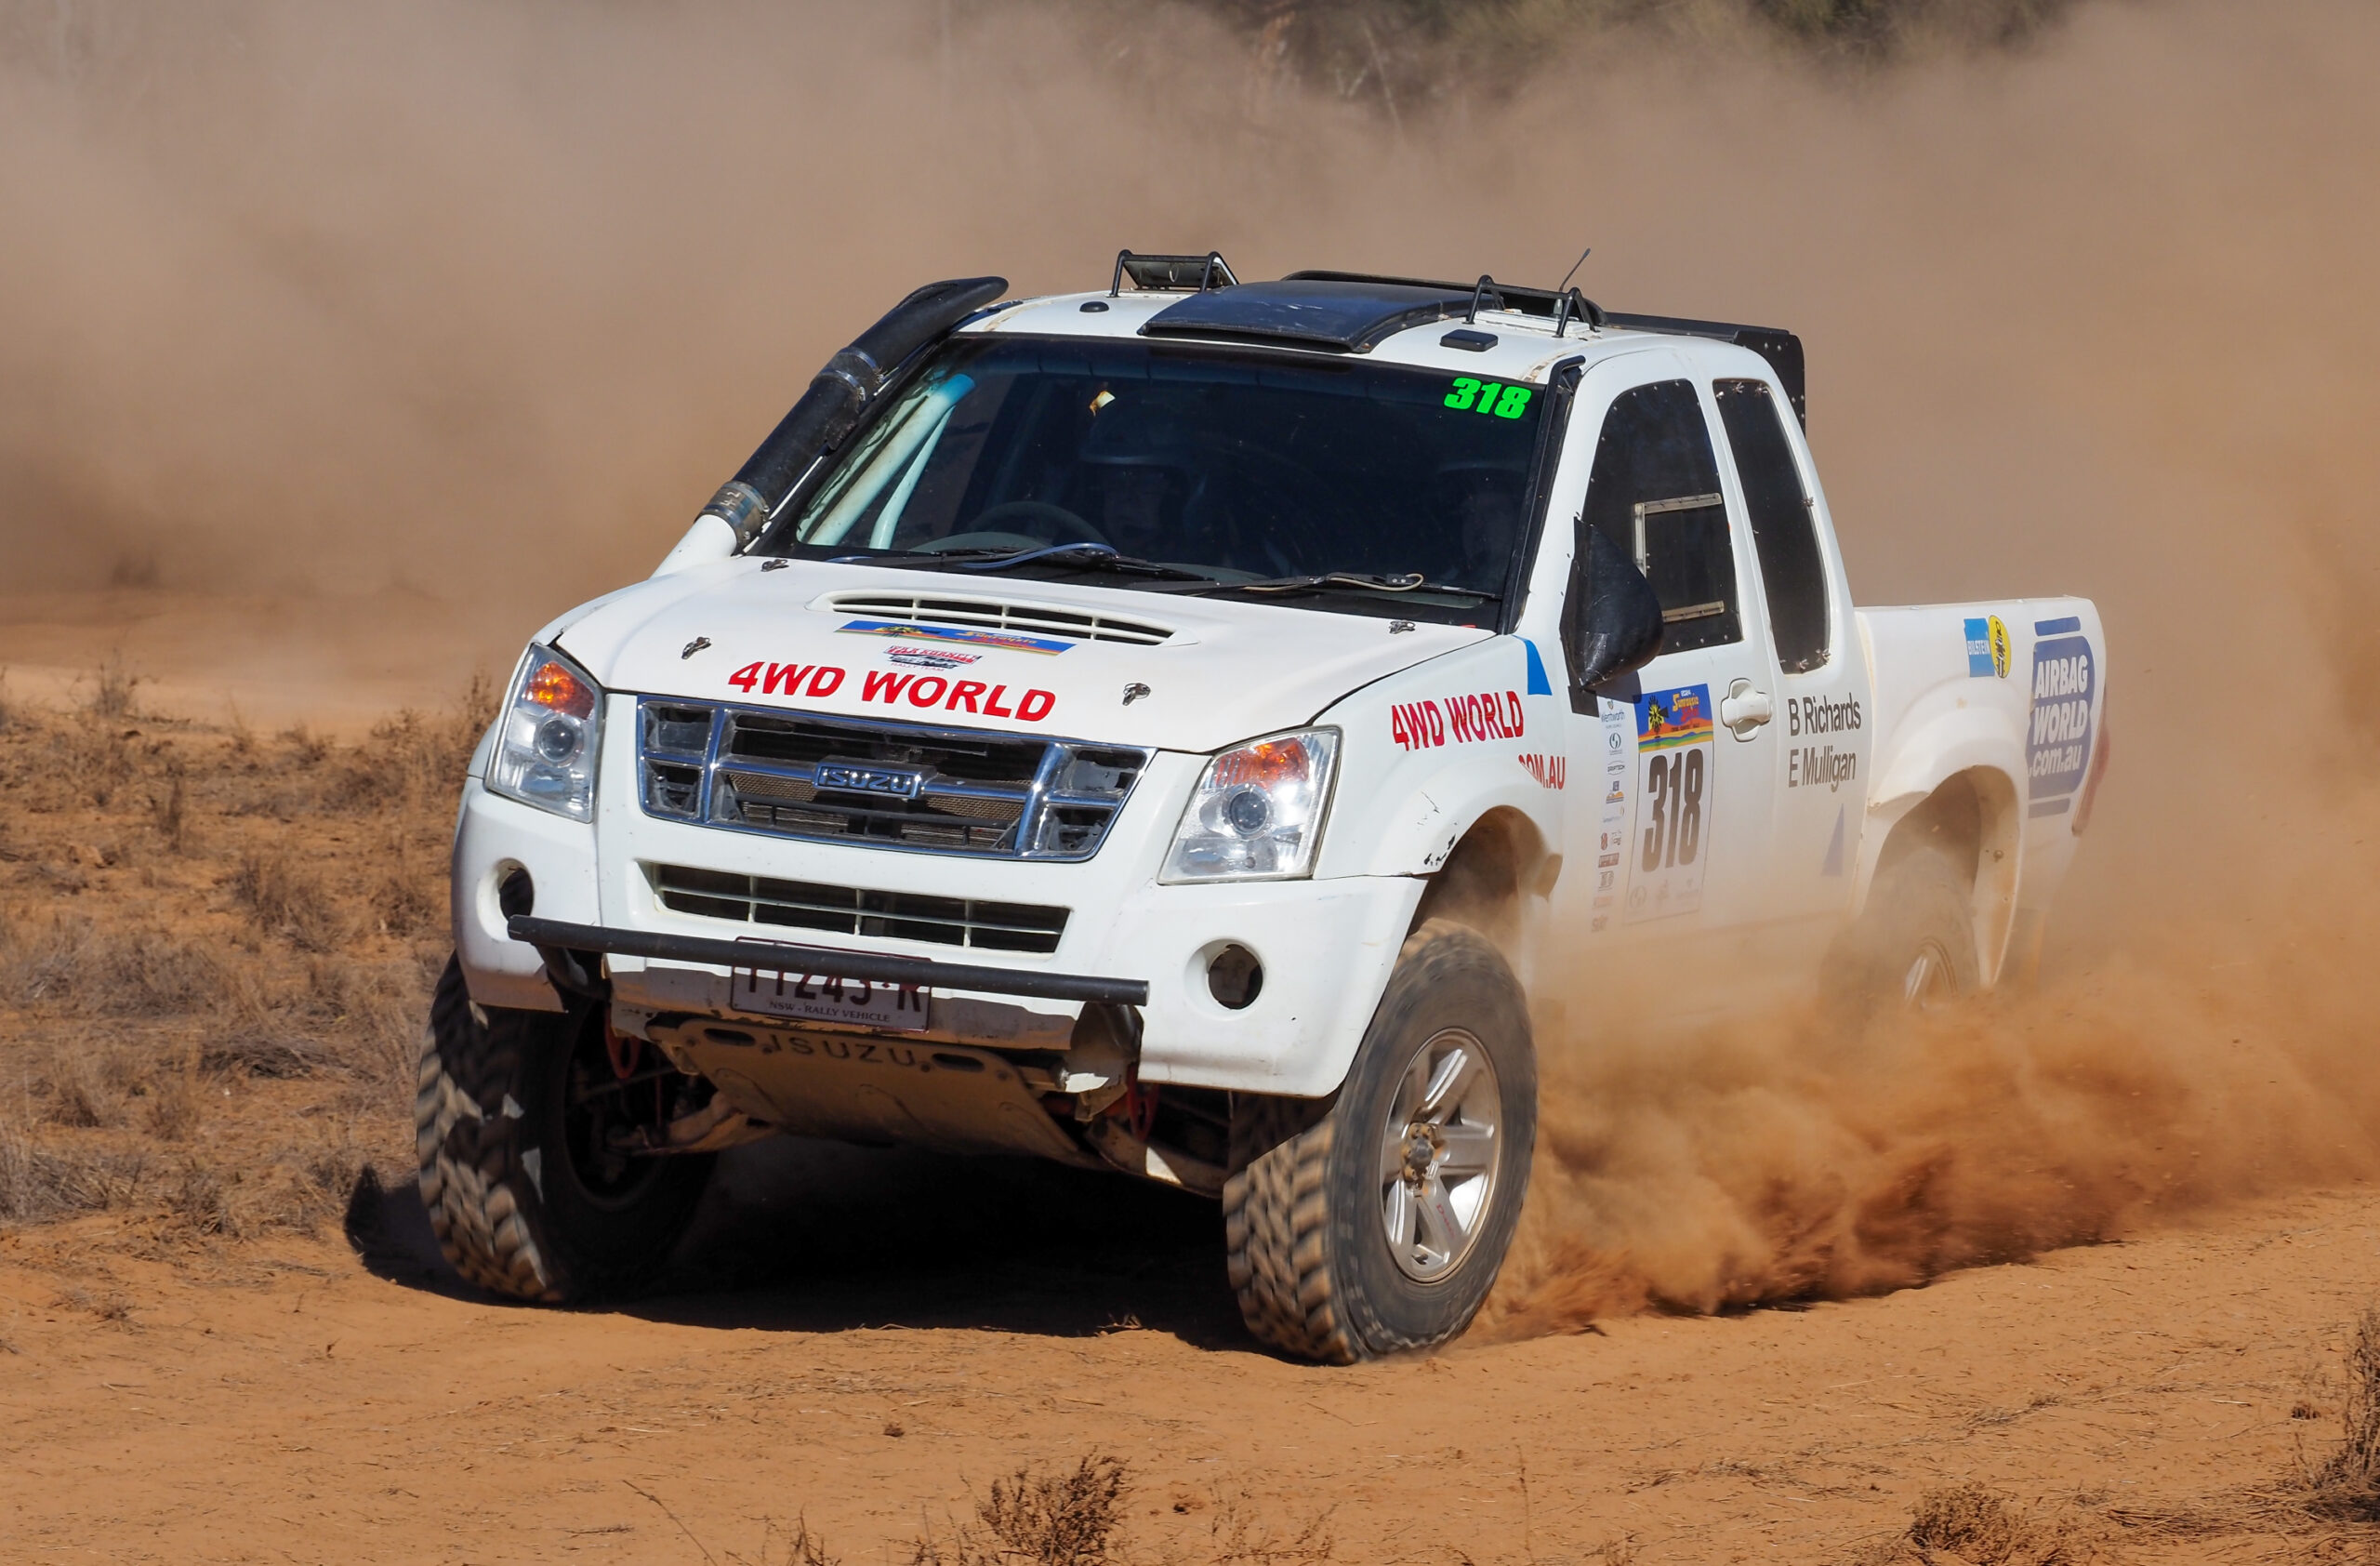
(636, 698, 1148, 861)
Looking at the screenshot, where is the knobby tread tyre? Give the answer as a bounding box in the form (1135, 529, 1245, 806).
(1224, 1095, 1349, 1362)
(415, 955, 713, 1303)
(1223, 920, 1536, 1363)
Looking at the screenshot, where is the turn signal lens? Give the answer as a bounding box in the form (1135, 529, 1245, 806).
(523, 660, 596, 720)
(1213, 737, 1313, 790)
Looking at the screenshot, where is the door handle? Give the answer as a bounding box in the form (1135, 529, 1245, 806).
(1720, 678, 1773, 739)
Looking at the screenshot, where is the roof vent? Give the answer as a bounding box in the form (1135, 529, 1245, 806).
(824, 592, 1176, 647)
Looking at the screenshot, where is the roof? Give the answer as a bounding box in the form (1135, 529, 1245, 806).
(1140, 279, 1475, 354)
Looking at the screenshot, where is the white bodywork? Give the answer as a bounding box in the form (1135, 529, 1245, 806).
(452, 288, 2106, 1143)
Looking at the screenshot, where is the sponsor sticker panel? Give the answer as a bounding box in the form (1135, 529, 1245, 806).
(2027, 617, 2096, 817)
(1626, 684, 1713, 923)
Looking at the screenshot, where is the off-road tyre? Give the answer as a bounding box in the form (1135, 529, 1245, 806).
(415, 955, 713, 1301)
(1837, 847, 1980, 1014)
(1223, 920, 1536, 1363)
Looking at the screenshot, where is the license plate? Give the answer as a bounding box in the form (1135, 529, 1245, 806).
(723, 951, 931, 1031)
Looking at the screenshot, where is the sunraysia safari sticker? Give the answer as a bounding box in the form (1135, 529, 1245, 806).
(1626, 683, 1712, 923)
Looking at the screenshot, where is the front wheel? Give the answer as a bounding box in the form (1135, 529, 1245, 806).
(1223, 921, 1537, 1362)
(415, 956, 715, 1301)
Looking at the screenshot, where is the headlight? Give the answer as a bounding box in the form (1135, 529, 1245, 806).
(1161, 727, 1340, 883)
(486, 644, 604, 821)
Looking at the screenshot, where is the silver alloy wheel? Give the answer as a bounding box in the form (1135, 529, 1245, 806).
(1902, 942, 1954, 1009)
(1378, 1027, 1502, 1282)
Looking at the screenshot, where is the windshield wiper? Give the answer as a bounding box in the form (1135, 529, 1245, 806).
(1147, 571, 1500, 601)
(818, 542, 1217, 581)
(952, 542, 1222, 582)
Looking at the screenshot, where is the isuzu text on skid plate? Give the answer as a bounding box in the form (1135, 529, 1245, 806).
(421, 251, 2108, 1362)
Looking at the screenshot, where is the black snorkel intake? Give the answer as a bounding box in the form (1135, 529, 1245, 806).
(690, 275, 1011, 553)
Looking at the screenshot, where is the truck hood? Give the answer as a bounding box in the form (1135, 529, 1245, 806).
(549, 558, 1492, 752)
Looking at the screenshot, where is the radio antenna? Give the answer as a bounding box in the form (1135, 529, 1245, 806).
(1556, 245, 1593, 295)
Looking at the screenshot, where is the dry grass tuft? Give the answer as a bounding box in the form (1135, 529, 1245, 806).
(231, 850, 347, 952)
(2300, 1304, 2380, 1520)
(909, 1454, 1130, 1566)
(1856, 1480, 2081, 1565)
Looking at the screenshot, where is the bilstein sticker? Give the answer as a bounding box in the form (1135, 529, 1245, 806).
(1965, 614, 2012, 679)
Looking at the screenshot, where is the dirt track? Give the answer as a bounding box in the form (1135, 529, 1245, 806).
(6, 1135, 2376, 1564)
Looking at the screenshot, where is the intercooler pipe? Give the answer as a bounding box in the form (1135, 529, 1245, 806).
(659, 275, 1010, 573)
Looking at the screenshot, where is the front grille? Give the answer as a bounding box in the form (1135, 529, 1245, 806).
(637, 699, 1149, 860)
(825, 591, 1175, 647)
(649, 864, 1069, 953)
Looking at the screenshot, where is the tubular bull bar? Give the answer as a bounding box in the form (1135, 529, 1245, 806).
(505, 915, 1151, 1007)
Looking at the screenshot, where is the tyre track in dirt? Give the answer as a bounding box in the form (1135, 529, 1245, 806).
(4, 1147, 2375, 1563)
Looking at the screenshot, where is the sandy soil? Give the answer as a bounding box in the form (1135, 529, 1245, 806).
(4, 1142, 2375, 1564)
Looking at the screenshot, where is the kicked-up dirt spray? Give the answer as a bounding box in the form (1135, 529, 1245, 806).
(5, 0, 2378, 1327)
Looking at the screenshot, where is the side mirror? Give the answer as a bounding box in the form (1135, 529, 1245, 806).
(1564, 524, 1664, 696)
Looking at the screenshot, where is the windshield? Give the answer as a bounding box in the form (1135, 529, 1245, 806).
(754, 336, 1547, 622)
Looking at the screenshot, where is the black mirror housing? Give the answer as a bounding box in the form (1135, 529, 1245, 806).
(1563, 524, 1664, 703)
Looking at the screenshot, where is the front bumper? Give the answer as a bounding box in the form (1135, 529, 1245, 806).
(449, 705, 1423, 1097)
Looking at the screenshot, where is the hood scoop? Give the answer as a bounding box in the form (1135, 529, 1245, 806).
(822, 591, 1176, 648)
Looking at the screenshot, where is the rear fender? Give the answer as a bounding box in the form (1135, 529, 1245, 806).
(1863, 696, 2026, 984)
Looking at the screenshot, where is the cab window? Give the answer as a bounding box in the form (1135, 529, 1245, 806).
(1715, 378, 1829, 671)
(1580, 379, 1739, 652)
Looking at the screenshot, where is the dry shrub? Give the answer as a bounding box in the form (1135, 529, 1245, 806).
(910, 1454, 1130, 1566)
(2302, 1305, 2380, 1520)
(231, 849, 346, 952)
(0, 1117, 149, 1226)
(1207, 1496, 1335, 1565)
(85, 656, 139, 721)
(141, 1069, 202, 1141)
(152, 760, 190, 854)
(371, 863, 439, 937)
(0, 918, 233, 1017)
(1856, 1482, 2080, 1566)
(43, 1048, 121, 1128)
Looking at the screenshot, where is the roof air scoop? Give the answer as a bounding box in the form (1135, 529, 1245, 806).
(1111, 250, 1238, 295)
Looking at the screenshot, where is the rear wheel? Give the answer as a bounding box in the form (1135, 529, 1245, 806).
(415, 956, 714, 1301)
(1841, 848, 1980, 1014)
(1223, 921, 1536, 1362)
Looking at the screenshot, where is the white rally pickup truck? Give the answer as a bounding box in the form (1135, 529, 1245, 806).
(418, 254, 2109, 1361)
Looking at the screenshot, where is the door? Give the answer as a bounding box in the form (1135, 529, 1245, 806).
(1712, 376, 1872, 978)
(1549, 365, 1780, 1015)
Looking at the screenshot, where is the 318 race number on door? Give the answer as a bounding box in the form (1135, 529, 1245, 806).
(1627, 683, 1714, 924)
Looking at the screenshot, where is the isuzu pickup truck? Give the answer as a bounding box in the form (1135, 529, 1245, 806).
(418, 254, 2109, 1362)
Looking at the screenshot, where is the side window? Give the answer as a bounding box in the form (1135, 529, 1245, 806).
(1580, 379, 1739, 653)
(1714, 378, 1829, 672)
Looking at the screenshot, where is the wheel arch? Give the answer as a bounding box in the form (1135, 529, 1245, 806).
(1407, 806, 1558, 982)
(1859, 764, 2024, 987)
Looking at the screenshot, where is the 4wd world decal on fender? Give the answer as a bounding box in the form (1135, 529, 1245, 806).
(1390, 690, 1525, 751)
(2027, 616, 2096, 816)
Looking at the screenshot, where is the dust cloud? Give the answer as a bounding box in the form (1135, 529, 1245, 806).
(7, 1, 2379, 1320)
